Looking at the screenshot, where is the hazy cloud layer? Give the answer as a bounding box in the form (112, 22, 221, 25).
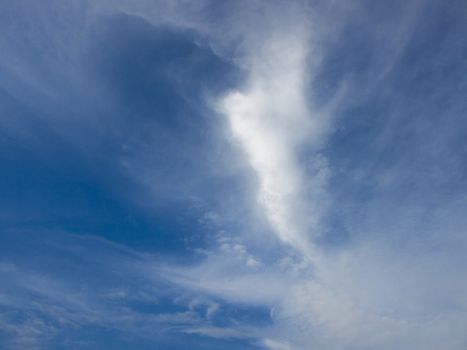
(1, 0, 467, 349)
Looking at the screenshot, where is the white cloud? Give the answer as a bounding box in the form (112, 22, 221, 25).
(3, 1, 467, 349)
(156, 1, 467, 348)
(260, 338, 291, 350)
(217, 6, 324, 256)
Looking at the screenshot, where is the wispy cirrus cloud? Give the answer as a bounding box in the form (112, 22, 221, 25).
(1, 1, 467, 349)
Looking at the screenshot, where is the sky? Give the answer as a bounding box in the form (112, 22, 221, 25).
(1, 0, 467, 349)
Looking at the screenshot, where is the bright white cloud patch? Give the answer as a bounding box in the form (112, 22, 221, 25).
(220, 26, 317, 255)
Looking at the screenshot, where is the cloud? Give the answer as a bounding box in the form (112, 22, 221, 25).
(0, 232, 244, 349)
(260, 338, 291, 350)
(2, 1, 467, 349)
(156, 1, 467, 349)
(217, 2, 325, 256)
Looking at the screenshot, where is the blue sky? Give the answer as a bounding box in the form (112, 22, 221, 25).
(1, 0, 467, 349)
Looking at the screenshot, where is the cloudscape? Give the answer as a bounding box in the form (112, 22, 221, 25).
(1, 1, 467, 349)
